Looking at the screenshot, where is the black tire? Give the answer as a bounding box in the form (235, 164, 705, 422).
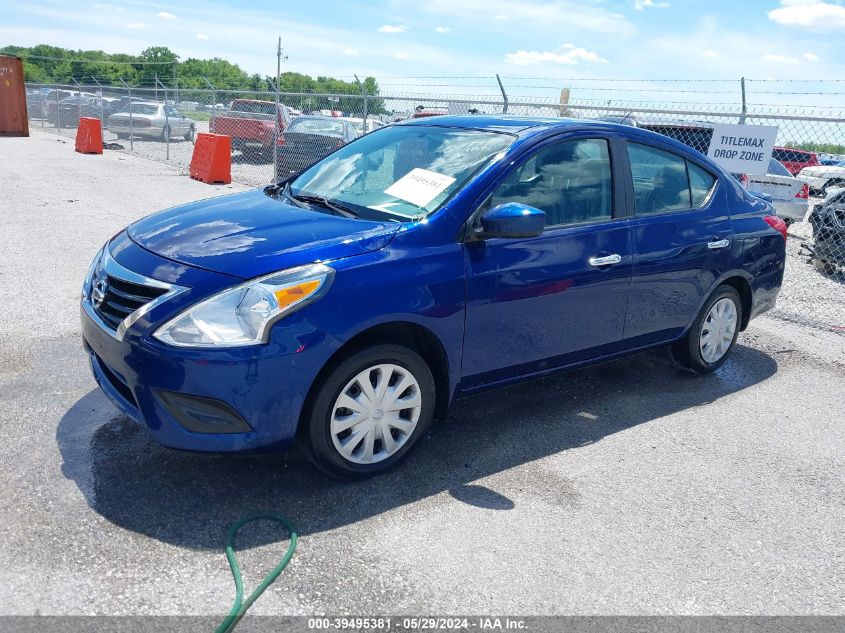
(159, 125, 171, 142)
(184, 125, 195, 142)
(303, 344, 436, 479)
(671, 285, 743, 375)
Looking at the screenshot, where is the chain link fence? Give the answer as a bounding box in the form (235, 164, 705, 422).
(22, 81, 845, 334)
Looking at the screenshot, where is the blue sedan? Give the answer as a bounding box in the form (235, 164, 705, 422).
(80, 116, 786, 478)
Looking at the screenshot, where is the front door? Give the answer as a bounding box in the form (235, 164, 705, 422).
(462, 135, 634, 390)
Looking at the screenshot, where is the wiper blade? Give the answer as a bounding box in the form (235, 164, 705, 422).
(290, 191, 359, 219)
(279, 183, 310, 209)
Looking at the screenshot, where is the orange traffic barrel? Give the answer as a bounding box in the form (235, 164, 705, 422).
(0, 55, 29, 137)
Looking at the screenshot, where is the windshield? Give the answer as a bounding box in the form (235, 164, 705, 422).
(289, 125, 514, 220)
(768, 158, 792, 177)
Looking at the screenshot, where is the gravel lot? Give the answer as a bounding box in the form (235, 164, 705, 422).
(1, 129, 844, 619)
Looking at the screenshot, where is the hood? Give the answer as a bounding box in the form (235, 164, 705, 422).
(128, 189, 401, 279)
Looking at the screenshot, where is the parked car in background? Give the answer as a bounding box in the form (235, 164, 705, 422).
(798, 161, 845, 196)
(340, 117, 386, 136)
(44, 91, 96, 124)
(748, 157, 809, 225)
(411, 108, 448, 119)
(209, 99, 291, 157)
(808, 187, 845, 273)
(275, 116, 358, 178)
(108, 102, 196, 141)
(772, 146, 819, 176)
(53, 95, 122, 127)
(81, 116, 786, 478)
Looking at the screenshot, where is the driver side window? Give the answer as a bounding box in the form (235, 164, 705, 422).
(485, 138, 613, 228)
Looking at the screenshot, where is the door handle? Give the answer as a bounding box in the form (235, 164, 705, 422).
(588, 254, 622, 267)
(707, 238, 731, 250)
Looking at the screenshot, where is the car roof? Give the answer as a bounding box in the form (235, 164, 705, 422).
(398, 114, 684, 142)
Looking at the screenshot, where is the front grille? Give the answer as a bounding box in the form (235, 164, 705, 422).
(93, 274, 168, 331)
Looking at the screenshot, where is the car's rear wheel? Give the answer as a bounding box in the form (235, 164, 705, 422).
(303, 344, 435, 479)
(159, 125, 171, 141)
(671, 285, 742, 374)
(184, 125, 195, 142)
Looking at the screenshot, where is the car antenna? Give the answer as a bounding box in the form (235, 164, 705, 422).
(620, 110, 636, 126)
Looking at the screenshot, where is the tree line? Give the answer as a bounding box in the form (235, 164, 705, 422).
(1, 44, 386, 114)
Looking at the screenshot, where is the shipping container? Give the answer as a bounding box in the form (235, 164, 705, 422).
(0, 55, 29, 137)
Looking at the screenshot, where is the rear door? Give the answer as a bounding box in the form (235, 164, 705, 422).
(462, 134, 634, 388)
(622, 140, 734, 347)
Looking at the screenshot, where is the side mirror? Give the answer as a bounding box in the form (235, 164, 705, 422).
(477, 203, 546, 239)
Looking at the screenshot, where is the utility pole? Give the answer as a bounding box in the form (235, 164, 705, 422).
(274, 37, 287, 181)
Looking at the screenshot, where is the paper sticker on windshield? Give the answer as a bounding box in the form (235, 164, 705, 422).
(384, 168, 456, 208)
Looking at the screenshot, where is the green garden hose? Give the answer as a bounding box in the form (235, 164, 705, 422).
(215, 511, 298, 633)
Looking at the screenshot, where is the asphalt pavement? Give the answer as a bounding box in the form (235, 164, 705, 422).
(1, 130, 843, 618)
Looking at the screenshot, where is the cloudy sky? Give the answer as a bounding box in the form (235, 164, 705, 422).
(3, 0, 844, 98)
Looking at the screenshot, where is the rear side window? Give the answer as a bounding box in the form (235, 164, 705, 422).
(627, 143, 691, 214)
(688, 162, 717, 206)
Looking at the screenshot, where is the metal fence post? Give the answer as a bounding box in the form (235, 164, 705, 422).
(92, 76, 104, 125)
(119, 78, 134, 151)
(40, 89, 45, 127)
(72, 77, 82, 125)
(272, 79, 280, 180)
(55, 84, 60, 130)
(202, 77, 216, 134)
(496, 74, 508, 114)
(156, 77, 170, 160)
(739, 77, 748, 124)
(355, 74, 368, 132)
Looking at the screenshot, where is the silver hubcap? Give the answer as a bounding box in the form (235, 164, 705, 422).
(330, 363, 422, 465)
(699, 297, 738, 364)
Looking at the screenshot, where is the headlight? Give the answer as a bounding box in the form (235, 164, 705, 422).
(153, 263, 334, 348)
(82, 247, 105, 299)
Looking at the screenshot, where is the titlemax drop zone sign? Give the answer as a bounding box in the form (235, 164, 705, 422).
(706, 124, 778, 176)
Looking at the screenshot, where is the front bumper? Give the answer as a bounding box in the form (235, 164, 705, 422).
(80, 235, 338, 452)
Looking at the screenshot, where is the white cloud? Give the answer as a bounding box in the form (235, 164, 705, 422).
(423, 0, 634, 36)
(768, 1, 845, 30)
(763, 53, 800, 64)
(196, 33, 208, 40)
(506, 43, 607, 65)
(344, 48, 359, 55)
(701, 49, 719, 58)
(803, 51, 820, 61)
(393, 52, 411, 60)
(435, 26, 451, 33)
(158, 11, 176, 19)
(379, 24, 408, 33)
(126, 22, 145, 29)
(634, 0, 670, 10)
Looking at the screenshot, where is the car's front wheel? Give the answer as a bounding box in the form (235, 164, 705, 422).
(303, 344, 435, 479)
(671, 285, 742, 374)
